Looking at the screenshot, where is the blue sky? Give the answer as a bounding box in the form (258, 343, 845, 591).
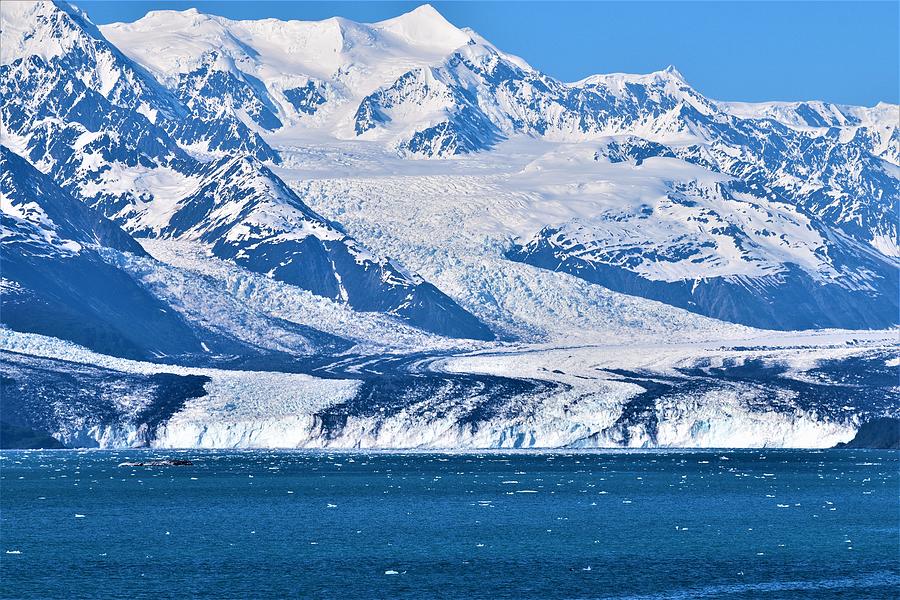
(78, 1, 898, 106)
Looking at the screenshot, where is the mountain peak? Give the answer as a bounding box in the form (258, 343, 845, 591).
(0, 0, 99, 65)
(661, 65, 686, 82)
(375, 3, 470, 53)
(124, 6, 218, 29)
(573, 65, 692, 91)
(401, 4, 443, 19)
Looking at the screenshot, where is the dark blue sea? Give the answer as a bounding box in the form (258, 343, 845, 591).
(1, 450, 897, 599)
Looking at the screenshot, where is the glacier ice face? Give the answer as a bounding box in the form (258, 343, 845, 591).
(2, 328, 896, 449)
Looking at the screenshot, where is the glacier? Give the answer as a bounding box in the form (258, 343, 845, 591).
(2, 327, 897, 449)
(0, 1, 897, 449)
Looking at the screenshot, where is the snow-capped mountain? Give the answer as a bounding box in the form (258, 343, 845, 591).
(0, 0, 277, 216)
(506, 143, 898, 329)
(99, 3, 897, 264)
(100, 5, 475, 133)
(3, 0, 896, 333)
(0, 144, 209, 358)
(1, 2, 897, 449)
(1, 145, 142, 257)
(120, 154, 494, 340)
(719, 100, 899, 164)
(0, 144, 366, 361)
(1, 1, 491, 340)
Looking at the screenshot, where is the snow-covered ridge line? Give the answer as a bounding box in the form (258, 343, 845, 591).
(93, 0, 898, 267)
(97, 1, 897, 156)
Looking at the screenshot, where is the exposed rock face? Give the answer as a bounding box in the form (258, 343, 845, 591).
(835, 418, 900, 449)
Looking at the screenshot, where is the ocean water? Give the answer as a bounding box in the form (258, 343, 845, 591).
(1, 450, 897, 599)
